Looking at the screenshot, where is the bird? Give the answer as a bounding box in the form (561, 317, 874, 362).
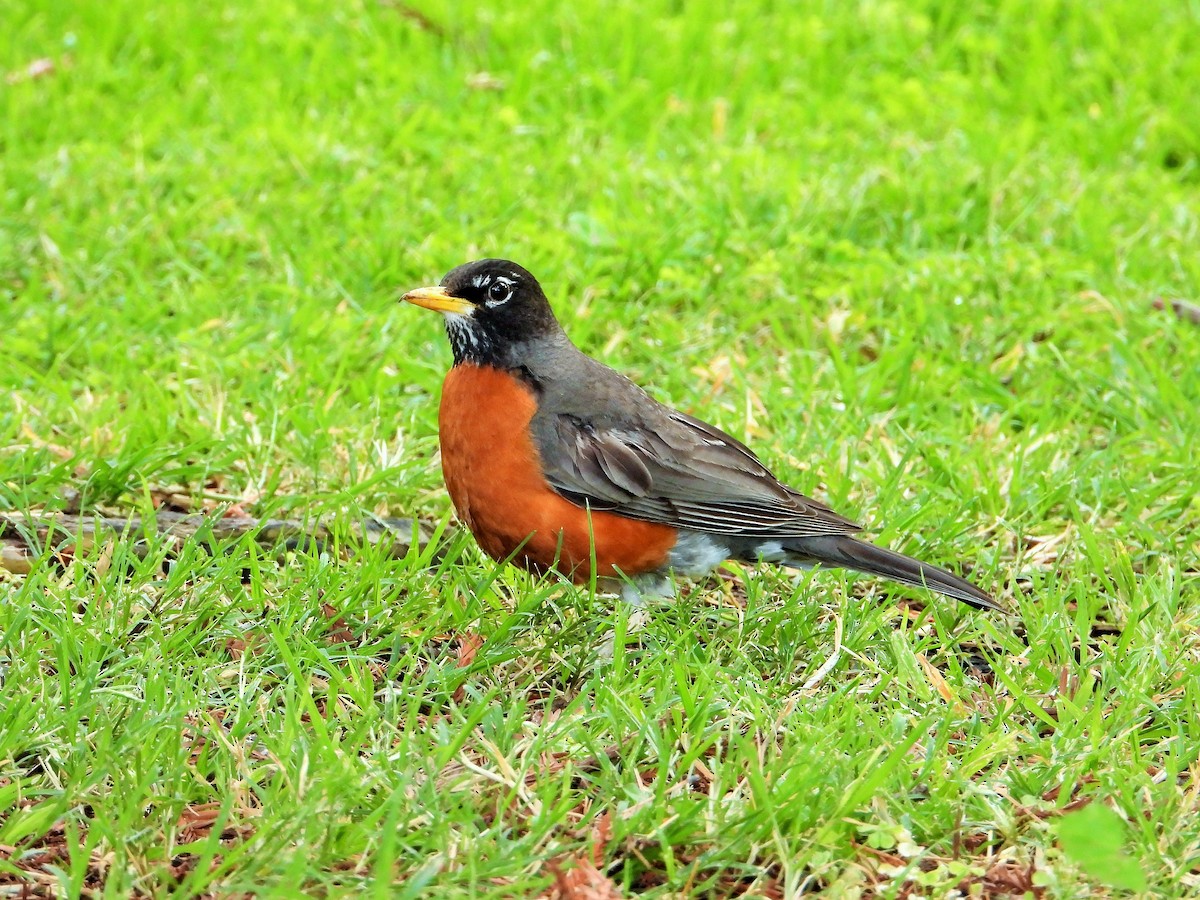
(401, 258, 1001, 613)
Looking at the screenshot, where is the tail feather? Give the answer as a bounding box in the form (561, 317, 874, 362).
(783, 535, 1004, 613)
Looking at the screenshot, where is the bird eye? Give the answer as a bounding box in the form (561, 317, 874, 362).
(487, 281, 512, 304)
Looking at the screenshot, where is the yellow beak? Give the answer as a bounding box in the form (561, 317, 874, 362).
(401, 286, 475, 315)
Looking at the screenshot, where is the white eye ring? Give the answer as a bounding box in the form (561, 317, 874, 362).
(486, 280, 513, 305)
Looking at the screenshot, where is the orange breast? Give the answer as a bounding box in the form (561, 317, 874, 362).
(438, 364, 677, 581)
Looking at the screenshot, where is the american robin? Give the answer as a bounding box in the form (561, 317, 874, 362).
(402, 259, 1000, 612)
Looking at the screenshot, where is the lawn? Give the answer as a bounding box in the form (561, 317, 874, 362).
(2, 0, 1199, 896)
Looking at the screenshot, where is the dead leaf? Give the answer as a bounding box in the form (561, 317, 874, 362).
(177, 803, 222, 842)
(974, 859, 1041, 897)
(451, 632, 485, 703)
(590, 811, 612, 865)
(467, 72, 505, 91)
(550, 857, 623, 900)
(378, 0, 446, 36)
(456, 633, 484, 668)
(6, 57, 57, 84)
(94, 539, 115, 580)
(322, 603, 354, 644)
(176, 802, 256, 844)
(916, 653, 966, 713)
(225, 633, 264, 660)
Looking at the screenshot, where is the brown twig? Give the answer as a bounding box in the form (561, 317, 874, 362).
(0, 511, 436, 574)
(1153, 297, 1200, 325)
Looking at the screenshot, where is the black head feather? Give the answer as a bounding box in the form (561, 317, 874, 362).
(435, 259, 562, 365)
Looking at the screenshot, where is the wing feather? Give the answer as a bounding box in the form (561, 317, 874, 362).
(536, 409, 861, 538)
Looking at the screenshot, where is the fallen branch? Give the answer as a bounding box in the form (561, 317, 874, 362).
(1153, 297, 1200, 325)
(0, 511, 437, 574)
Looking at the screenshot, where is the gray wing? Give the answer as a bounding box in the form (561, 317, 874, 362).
(533, 408, 862, 539)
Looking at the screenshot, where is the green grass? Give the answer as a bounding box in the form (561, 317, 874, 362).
(2, 0, 1199, 895)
